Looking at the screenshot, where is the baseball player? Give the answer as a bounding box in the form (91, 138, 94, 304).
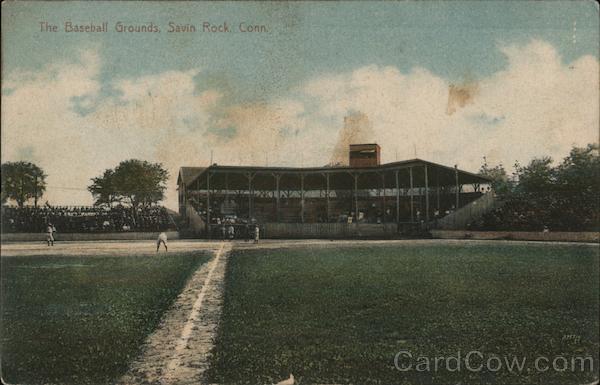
(156, 232, 168, 252)
(46, 223, 56, 246)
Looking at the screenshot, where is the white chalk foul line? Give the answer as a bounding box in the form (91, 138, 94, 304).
(164, 242, 229, 379)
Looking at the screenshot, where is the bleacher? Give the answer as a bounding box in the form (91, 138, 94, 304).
(1, 205, 177, 233)
(468, 192, 599, 232)
(194, 191, 486, 226)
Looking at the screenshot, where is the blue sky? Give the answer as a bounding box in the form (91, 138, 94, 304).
(3, 1, 598, 99)
(1, 1, 598, 208)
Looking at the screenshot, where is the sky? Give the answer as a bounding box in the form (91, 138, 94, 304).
(2, 1, 599, 209)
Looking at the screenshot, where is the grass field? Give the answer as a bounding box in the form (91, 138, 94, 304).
(1, 251, 210, 384)
(207, 242, 599, 385)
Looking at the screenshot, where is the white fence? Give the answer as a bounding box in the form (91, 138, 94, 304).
(262, 222, 400, 238)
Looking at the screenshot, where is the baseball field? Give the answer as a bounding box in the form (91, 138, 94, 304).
(1, 248, 210, 384)
(1, 240, 598, 385)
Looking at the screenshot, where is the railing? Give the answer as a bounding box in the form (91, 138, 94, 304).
(262, 222, 399, 239)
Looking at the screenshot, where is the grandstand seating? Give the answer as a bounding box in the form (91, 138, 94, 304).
(468, 192, 598, 232)
(191, 191, 487, 226)
(1, 205, 177, 233)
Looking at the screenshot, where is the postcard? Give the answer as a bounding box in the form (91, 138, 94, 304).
(1, 1, 598, 384)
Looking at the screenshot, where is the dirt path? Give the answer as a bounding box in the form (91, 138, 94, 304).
(2, 238, 595, 258)
(118, 242, 231, 385)
(0, 240, 224, 257)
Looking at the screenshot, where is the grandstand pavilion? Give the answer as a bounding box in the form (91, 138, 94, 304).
(178, 144, 492, 237)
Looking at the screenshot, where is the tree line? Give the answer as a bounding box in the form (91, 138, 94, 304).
(1, 159, 169, 209)
(1, 143, 598, 208)
(478, 143, 599, 196)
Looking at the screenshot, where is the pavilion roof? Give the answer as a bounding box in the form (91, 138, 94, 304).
(181, 159, 491, 191)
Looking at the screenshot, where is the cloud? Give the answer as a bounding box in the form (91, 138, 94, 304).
(2, 49, 102, 205)
(1, 50, 215, 207)
(300, 39, 598, 170)
(463, 39, 599, 165)
(2, 39, 598, 209)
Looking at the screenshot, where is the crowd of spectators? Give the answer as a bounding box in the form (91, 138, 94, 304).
(468, 192, 598, 232)
(1, 205, 176, 233)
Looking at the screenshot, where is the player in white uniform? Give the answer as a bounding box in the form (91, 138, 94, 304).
(156, 232, 168, 252)
(253, 225, 260, 244)
(46, 223, 56, 246)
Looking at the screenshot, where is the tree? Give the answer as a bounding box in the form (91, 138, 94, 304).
(555, 143, 600, 193)
(514, 156, 555, 193)
(478, 157, 514, 194)
(1, 161, 47, 207)
(88, 159, 169, 209)
(87, 169, 119, 207)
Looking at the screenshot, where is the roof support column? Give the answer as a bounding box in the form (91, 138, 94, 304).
(395, 170, 400, 224)
(274, 173, 281, 222)
(180, 182, 186, 215)
(324, 173, 330, 223)
(409, 167, 414, 222)
(454, 165, 459, 210)
(381, 173, 386, 223)
(424, 165, 430, 223)
(436, 170, 440, 211)
(246, 172, 254, 220)
(300, 174, 305, 223)
(206, 171, 211, 237)
(354, 173, 359, 223)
